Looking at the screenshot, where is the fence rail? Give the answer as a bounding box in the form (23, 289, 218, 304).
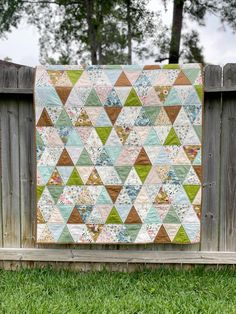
(0, 62, 236, 268)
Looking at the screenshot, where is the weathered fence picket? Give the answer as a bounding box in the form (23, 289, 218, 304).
(0, 61, 236, 268)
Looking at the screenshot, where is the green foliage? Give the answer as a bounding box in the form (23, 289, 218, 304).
(1, 267, 236, 313)
(0, 0, 23, 36)
(182, 30, 205, 64)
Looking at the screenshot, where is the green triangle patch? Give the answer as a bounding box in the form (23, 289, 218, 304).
(124, 88, 142, 106)
(173, 225, 190, 243)
(55, 109, 72, 127)
(115, 166, 132, 183)
(163, 64, 180, 69)
(164, 127, 181, 145)
(194, 125, 202, 141)
(95, 127, 112, 145)
(163, 206, 181, 223)
(183, 68, 200, 84)
(183, 185, 200, 203)
(67, 167, 83, 185)
(134, 165, 151, 183)
(85, 88, 102, 106)
(66, 70, 83, 85)
(123, 224, 141, 242)
(37, 185, 45, 201)
(106, 206, 123, 224)
(36, 130, 44, 147)
(195, 85, 203, 102)
(47, 186, 64, 203)
(76, 148, 93, 166)
(58, 225, 74, 243)
(173, 165, 190, 183)
(143, 107, 160, 124)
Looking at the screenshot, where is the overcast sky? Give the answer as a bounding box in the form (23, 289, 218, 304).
(0, 0, 236, 66)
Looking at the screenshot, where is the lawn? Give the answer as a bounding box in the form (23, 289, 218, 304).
(0, 267, 236, 313)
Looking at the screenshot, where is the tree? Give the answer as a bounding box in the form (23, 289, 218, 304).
(0, 0, 160, 65)
(157, 0, 236, 64)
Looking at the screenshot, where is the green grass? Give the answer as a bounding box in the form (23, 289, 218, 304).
(0, 267, 236, 313)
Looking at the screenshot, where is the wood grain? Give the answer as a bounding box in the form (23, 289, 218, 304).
(220, 64, 236, 251)
(201, 65, 222, 251)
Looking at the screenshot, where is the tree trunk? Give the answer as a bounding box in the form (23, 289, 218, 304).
(85, 0, 98, 65)
(127, 0, 132, 64)
(169, 0, 184, 64)
(97, 2, 103, 65)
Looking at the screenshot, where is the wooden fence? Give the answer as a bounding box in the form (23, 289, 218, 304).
(0, 61, 236, 269)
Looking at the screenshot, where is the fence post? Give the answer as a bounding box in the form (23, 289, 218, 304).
(201, 65, 222, 251)
(18, 66, 35, 248)
(0, 65, 21, 248)
(219, 64, 236, 251)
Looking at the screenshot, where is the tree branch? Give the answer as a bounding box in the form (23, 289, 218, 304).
(155, 56, 170, 62)
(20, 0, 81, 5)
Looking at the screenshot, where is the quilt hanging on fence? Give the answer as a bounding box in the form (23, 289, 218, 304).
(35, 64, 202, 244)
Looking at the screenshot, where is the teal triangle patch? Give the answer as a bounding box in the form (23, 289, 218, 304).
(105, 146, 121, 164)
(96, 187, 113, 204)
(66, 129, 83, 146)
(58, 205, 74, 222)
(144, 128, 161, 146)
(38, 166, 54, 185)
(164, 87, 182, 106)
(144, 207, 161, 224)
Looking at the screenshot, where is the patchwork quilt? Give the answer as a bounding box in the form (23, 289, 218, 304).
(35, 64, 202, 244)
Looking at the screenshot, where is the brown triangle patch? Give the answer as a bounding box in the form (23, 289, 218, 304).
(174, 71, 192, 85)
(47, 168, 63, 185)
(154, 187, 170, 204)
(154, 225, 171, 243)
(55, 86, 72, 105)
(37, 208, 45, 223)
(47, 70, 63, 85)
(193, 205, 201, 220)
(115, 71, 132, 86)
(75, 108, 92, 126)
(164, 106, 181, 124)
(37, 108, 53, 127)
(143, 65, 161, 70)
(135, 148, 151, 165)
(67, 207, 83, 224)
(193, 165, 202, 182)
(86, 168, 103, 185)
(105, 107, 121, 124)
(125, 206, 142, 224)
(183, 145, 201, 163)
(57, 148, 74, 166)
(105, 185, 122, 203)
(115, 126, 131, 144)
(87, 224, 104, 241)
